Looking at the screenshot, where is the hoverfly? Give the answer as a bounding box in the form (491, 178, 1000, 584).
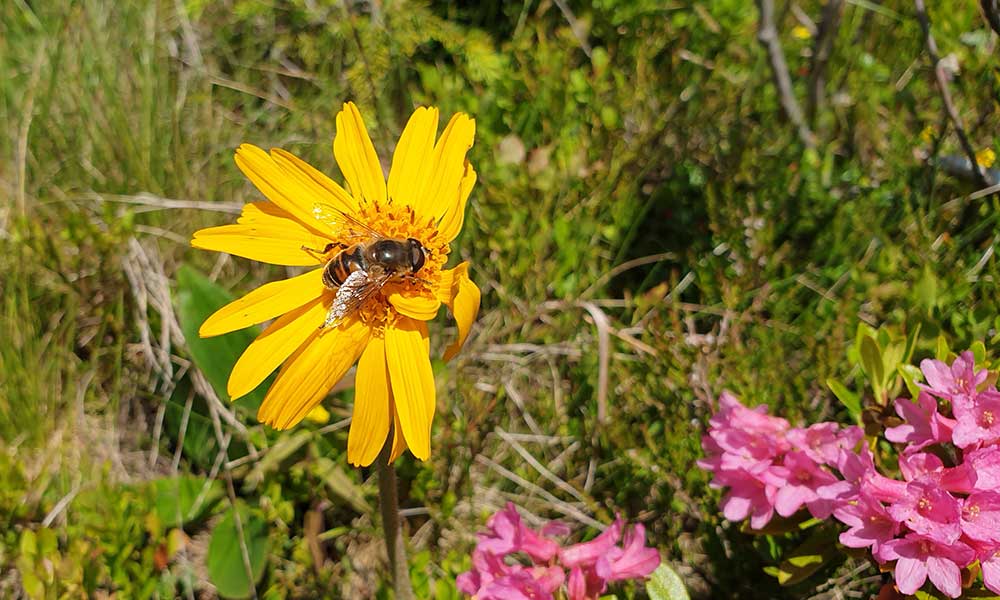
(306, 203, 429, 329)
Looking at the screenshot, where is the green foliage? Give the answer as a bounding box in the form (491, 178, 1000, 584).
(647, 562, 691, 600)
(207, 505, 270, 599)
(3, 0, 1000, 598)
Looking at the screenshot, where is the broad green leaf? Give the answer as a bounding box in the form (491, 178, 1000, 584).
(646, 562, 689, 600)
(150, 475, 224, 529)
(903, 322, 922, 363)
(899, 364, 924, 400)
(174, 265, 268, 412)
(313, 457, 370, 513)
(827, 378, 861, 423)
(972, 341, 987, 366)
(860, 335, 884, 401)
(765, 526, 840, 586)
(207, 505, 269, 599)
(935, 335, 951, 362)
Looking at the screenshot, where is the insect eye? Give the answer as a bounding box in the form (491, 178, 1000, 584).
(409, 239, 425, 272)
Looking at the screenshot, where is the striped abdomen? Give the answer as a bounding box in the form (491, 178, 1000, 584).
(322, 245, 365, 289)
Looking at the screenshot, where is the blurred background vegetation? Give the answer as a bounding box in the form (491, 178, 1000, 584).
(2, 0, 999, 598)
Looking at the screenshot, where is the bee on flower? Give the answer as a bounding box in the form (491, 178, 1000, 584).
(191, 102, 480, 467)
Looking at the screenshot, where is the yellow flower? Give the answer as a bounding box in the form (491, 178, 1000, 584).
(191, 102, 481, 466)
(791, 25, 812, 40)
(976, 147, 996, 169)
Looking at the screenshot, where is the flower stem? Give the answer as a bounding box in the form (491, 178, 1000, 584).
(377, 433, 415, 600)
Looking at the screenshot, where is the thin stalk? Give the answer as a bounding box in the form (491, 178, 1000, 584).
(377, 432, 414, 600)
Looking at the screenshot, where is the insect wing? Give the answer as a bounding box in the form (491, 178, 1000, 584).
(323, 269, 393, 329)
(312, 203, 388, 243)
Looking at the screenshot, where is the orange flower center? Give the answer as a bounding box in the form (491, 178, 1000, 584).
(320, 200, 450, 333)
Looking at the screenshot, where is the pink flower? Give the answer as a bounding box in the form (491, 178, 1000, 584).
(818, 446, 907, 504)
(710, 469, 777, 529)
(921, 351, 986, 412)
(787, 423, 863, 466)
(769, 451, 839, 518)
(960, 491, 1000, 543)
(965, 446, 1000, 490)
(560, 518, 623, 570)
(952, 390, 1000, 448)
(832, 493, 899, 553)
(974, 542, 1000, 595)
(885, 393, 956, 450)
(887, 481, 962, 544)
(711, 391, 792, 440)
(897, 452, 974, 494)
(476, 503, 561, 562)
(879, 533, 974, 598)
(596, 523, 660, 582)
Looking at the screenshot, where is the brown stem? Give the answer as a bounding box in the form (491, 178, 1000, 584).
(982, 0, 1000, 37)
(377, 432, 415, 600)
(755, 0, 816, 148)
(806, 0, 845, 125)
(914, 0, 989, 189)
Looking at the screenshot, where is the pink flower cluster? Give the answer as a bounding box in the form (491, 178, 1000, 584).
(456, 503, 660, 600)
(699, 352, 1000, 598)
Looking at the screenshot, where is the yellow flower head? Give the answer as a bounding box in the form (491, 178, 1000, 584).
(976, 147, 996, 169)
(191, 102, 480, 466)
(791, 25, 812, 40)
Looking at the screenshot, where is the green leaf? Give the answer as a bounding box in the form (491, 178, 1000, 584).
(898, 364, 924, 399)
(903, 322, 922, 363)
(827, 378, 861, 423)
(207, 505, 269, 599)
(935, 335, 951, 362)
(174, 265, 268, 412)
(313, 457, 370, 513)
(859, 335, 884, 400)
(972, 341, 987, 365)
(646, 562, 689, 600)
(150, 475, 224, 529)
(765, 526, 840, 586)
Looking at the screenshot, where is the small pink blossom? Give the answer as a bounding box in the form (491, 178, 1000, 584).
(952, 390, 1000, 449)
(787, 423, 863, 466)
(965, 446, 1000, 490)
(887, 480, 962, 544)
(974, 542, 1000, 595)
(711, 391, 792, 441)
(897, 452, 975, 494)
(769, 451, 839, 518)
(960, 491, 1000, 543)
(879, 534, 974, 598)
(596, 523, 660, 582)
(885, 393, 956, 450)
(832, 493, 899, 553)
(921, 352, 986, 418)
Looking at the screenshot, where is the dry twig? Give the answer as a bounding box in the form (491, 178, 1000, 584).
(806, 0, 845, 124)
(914, 0, 989, 189)
(755, 0, 816, 147)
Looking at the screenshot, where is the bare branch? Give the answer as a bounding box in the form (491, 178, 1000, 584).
(914, 0, 990, 188)
(755, 0, 817, 147)
(982, 0, 1000, 36)
(806, 0, 846, 124)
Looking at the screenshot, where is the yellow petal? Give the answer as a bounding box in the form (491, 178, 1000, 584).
(437, 161, 476, 243)
(389, 404, 407, 462)
(439, 262, 480, 361)
(234, 145, 333, 234)
(384, 317, 435, 460)
(199, 268, 325, 338)
(305, 404, 331, 424)
(387, 289, 441, 321)
(191, 202, 329, 266)
(269, 148, 358, 215)
(333, 102, 386, 205)
(227, 297, 327, 401)
(347, 336, 391, 467)
(388, 107, 439, 216)
(415, 113, 475, 222)
(257, 318, 370, 430)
